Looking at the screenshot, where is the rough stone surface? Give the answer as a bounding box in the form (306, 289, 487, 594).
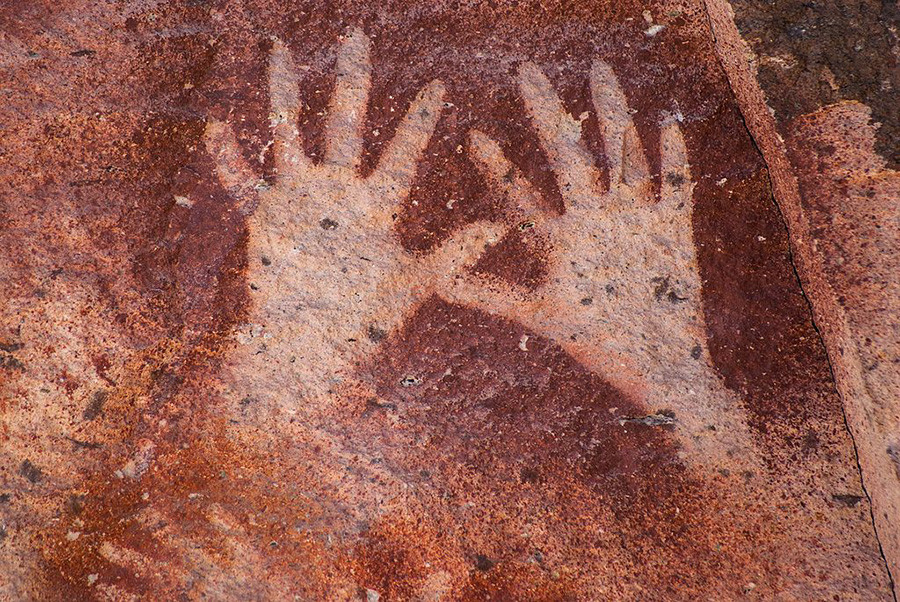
(786, 103, 900, 587)
(0, 1, 895, 600)
(728, 0, 899, 167)
(704, 0, 899, 589)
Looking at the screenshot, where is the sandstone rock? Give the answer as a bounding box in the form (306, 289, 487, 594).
(0, 0, 895, 599)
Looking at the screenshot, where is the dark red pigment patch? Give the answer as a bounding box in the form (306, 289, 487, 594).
(350, 297, 766, 597)
(90, 354, 116, 386)
(368, 297, 673, 499)
(690, 110, 845, 452)
(472, 226, 552, 290)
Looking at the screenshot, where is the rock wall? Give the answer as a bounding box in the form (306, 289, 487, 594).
(1, 0, 895, 599)
(704, 0, 899, 590)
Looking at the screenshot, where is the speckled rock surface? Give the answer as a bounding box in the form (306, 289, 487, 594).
(703, 0, 899, 590)
(785, 103, 900, 588)
(0, 1, 894, 600)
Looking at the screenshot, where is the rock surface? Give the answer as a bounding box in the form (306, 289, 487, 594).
(0, 0, 895, 600)
(704, 0, 900, 587)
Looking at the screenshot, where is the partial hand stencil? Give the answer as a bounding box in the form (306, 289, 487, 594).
(91, 503, 302, 600)
(206, 29, 502, 417)
(446, 60, 757, 471)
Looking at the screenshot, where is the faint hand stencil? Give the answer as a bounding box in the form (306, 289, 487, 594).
(446, 60, 756, 469)
(92, 503, 304, 600)
(205, 29, 501, 414)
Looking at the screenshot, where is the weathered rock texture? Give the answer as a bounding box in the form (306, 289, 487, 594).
(704, 0, 899, 588)
(0, 0, 895, 600)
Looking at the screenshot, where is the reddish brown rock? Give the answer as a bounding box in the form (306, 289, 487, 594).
(704, 0, 899, 589)
(0, 0, 894, 600)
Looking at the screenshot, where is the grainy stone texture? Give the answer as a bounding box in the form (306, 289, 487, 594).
(728, 0, 899, 167)
(0, 0, 895, 600)
(704, 0, 899, 589)
(787, 104, 900, 588)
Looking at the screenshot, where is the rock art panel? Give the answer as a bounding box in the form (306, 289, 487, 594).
(210, 30, 501, 421)
(0, 1, 894, 600)
(445, 58, 755, 472)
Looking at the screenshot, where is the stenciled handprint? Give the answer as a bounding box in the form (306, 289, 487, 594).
(205, 29, 502, 419)
(445, 60, 757, 471)
(68, 32, 510, 601)
(91, 502, 304, 601)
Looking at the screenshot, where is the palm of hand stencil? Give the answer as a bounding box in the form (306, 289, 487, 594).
(206, 30, 500, 414)
(447, 60, 756, 469)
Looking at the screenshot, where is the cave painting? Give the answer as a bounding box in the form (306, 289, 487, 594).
(71, 28, 761, 601)
(206, 29, 756, 473)
(446, 59, 757, 472)
(206, 29, 502, 418)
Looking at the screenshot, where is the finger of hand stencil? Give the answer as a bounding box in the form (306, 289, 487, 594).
(518, 62, 597, 198)
(374, 79, 445, 197)
(324, 28, 371, 170)
(205, 120, 260, 206)
(427, 220, 508, 276)
(269, 38, 311, 177)
(99, 540, 168, 582)
(659, 120, 693, 208)
(469, 129, 544, 217)
(590, 60, 650, 190)
(439, 271, 535, 322)
(204, 504, 249, 559)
